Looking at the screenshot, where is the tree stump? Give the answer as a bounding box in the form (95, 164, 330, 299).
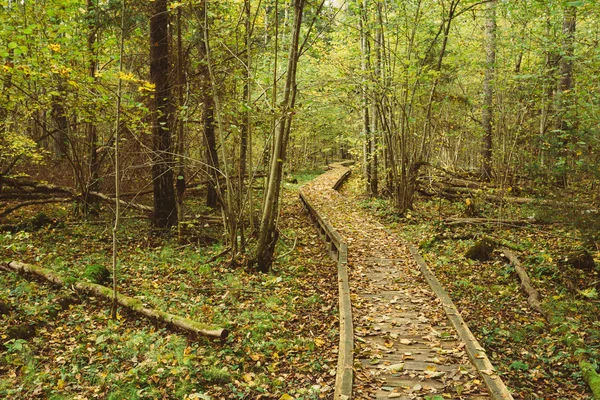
(0, 300, 10, 317)
(465, 238, 496, 261)
(562, 249, 596, 271)
(6, 323, 36, 341)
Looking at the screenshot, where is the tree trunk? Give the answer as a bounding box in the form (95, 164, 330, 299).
(481, 0, 496, 182)
(85, 0, 100, 216)
(150, 0, 177, 229)
(51, 83, 69, 159)
(253, 0, 305, 273)
(555, 5, 576, 188)
(111, 0, 126, 319)
(359, 0, 372, 194)
(238, 0, 252, 244)
(198, 2, 219, 209)
(176, 6, 187, 241)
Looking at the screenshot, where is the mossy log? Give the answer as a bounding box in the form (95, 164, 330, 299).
(580, 361, 600, 399)
(5, 261, 228, 340)
(502, 249, 548, 320)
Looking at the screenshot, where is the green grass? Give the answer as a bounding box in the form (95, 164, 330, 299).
(0, 178, 338, 399)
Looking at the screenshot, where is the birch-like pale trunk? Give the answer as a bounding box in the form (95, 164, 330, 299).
(481, 0, 496, 181)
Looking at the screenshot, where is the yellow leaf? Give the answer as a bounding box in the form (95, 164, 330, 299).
(56, 379, 65, 390)
(279, 394, 294, 400)
(314, 338, 325, 347)
(118, 71, 135, 81)
(242, 373, 253, 383)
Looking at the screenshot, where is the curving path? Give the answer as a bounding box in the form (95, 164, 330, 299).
(300, 164, 513, 400)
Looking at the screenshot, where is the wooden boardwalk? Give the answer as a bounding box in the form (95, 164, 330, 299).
(300, 164, 512, 400)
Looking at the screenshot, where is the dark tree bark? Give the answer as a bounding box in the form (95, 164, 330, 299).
(555, 5, 576, 188)
(51, 84, 69, 159)
(198, 0, 219, 209)
(359, 0, 372, 194)
(150, 0, 177, 229)
(175, 6, 187, 240)
(85, 0, 100, 215)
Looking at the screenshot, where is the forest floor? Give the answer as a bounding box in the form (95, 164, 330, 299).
(341, 171, 600, 400)
(2, 166, 599, 399)
(0, 170, 339, 400)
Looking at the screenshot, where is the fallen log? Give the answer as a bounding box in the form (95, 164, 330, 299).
(0, 192, 63, 200)
(434, 233, 525, 251)
(444, 217, 536, 226)
(501, 249, 548, 320)
(0, 198, 72, 218)
(417, 178, 595, 209)
(4, 261, 229, 340)
(580, 360, 600, 399)
(0, 177, 152, 215)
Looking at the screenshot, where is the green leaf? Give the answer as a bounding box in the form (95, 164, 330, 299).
(8, 42, 18, 49)
(579, 287, 598, 299)
(509, 361, 529, 371)
(566, 1, 585, 6)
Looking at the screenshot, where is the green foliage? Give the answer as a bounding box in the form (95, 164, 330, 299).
(509, 361, 530, 371)
(202, 367, 231, 385)
(83, 264, 110, 285)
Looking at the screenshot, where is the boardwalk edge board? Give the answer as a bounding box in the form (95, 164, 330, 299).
(408, 246, 515, 400)
(299, 162, 354, 400)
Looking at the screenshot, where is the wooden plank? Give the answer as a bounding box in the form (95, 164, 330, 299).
(336, 242, 354, 400)
(409, 246, 515, 400)
(299, 164, 353, 400)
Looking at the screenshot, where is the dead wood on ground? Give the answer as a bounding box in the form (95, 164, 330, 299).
(3, 261, 229, 340)
(501, 249, 548, 320)
(0, 177, 152, 216)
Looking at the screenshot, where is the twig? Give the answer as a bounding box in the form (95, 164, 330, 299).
(277, 236, 298, 259)
(205, 247, 232, 264)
